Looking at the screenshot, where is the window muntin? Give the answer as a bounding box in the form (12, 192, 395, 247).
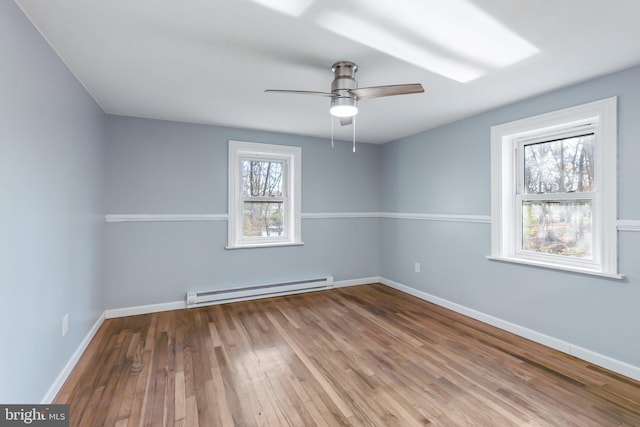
(228, 141, 301, 248)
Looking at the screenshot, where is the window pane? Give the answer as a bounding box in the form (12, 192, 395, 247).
(522, 200, 592, 258)
(523, 134, 594, 194)
(243, 201, 284, 237)
(241, 160, 284, 197)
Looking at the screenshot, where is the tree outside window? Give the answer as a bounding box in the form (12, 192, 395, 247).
(520, 134, 594, 258)
(241, 160, 285, 237)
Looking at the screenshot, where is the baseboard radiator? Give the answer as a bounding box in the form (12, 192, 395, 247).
(186, 276, 334, 308)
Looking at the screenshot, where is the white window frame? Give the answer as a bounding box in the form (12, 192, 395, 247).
(489, 97, 621, 278)
(227, 140, 302, 249)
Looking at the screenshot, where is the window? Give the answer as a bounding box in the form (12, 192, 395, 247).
(228, 140, 301, 248)
(489, 97, 620, 278)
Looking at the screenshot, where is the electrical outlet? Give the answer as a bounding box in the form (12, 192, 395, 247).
(415, 262, 421, 273)
(62, 313, 69, 337)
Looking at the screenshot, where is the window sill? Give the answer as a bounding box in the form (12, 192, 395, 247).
(486, 255, 624, 280)
(226, 241, 304, 250)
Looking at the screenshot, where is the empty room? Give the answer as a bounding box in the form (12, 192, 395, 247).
(2, 0, 640, 425)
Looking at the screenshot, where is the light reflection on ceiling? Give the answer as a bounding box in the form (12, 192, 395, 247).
(250, 0, 315, 17)
(251, 0, 538, 83)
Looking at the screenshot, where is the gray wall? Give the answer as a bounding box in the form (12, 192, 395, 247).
(0, 1, 105, 402)
(104, 116, 381, 309)
(380, 64, 640, 368)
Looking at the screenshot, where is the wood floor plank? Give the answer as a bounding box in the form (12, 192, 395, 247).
(184, 396, 199, 427)
(55, 284, 640, 426)
(264, 309, 356, 420)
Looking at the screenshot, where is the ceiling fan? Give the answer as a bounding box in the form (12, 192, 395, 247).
(265, 61, 424, 150)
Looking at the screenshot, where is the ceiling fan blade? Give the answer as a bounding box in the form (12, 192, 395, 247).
(349, 83, 424, 100)
(265, 89, 335, 97)
(339, 117, 353, 126)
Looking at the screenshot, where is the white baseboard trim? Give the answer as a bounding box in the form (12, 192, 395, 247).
(379, 277, 640, 382)
(105, 277, 379, 318)
(334, 276, 381, 288)
(105, 300, 186, 319)
(41, 312, 106, 404)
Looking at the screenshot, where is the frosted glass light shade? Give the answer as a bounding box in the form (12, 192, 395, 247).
(330, 104, 358, 117)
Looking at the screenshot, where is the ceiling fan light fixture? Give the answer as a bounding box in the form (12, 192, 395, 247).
(330, 96, 358, 118)
(330, 104, 358, 118)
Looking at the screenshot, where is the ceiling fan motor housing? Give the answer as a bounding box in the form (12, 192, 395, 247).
(331, 61, 358, 113)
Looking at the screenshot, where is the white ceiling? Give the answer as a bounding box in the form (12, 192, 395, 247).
(15, 0, 640, 144)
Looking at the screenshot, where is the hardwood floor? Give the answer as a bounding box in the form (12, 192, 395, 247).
(55, 284, 640, 426)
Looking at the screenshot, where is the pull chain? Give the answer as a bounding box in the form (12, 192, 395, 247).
(331, 115, 335, 148)
(352, 115, 356, 152)
(330, 115, 356, 152)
